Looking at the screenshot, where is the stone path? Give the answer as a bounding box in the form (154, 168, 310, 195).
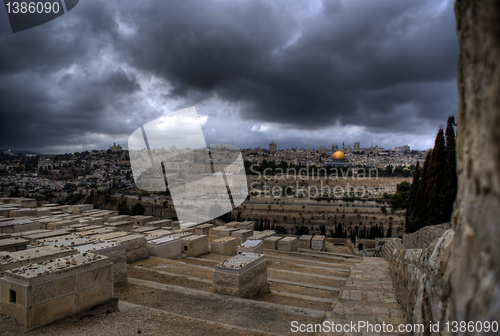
(321, 257, 409, 336)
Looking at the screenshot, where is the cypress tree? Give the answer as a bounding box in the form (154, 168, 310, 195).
(425, 129, 446, 225)
(442, 116, 457, 220)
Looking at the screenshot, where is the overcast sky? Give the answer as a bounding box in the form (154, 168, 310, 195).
(0, 0, 458, 154)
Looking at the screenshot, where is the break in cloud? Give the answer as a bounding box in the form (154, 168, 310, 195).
(0, 0, 458, 153)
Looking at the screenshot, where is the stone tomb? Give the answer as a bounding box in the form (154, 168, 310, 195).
(108, 234, 148, 262)
(237, 239, 263, 254)
(213, 252, 269, 298)
(107, 215, 130, 223)
(194, 223, 213, 236)
(75, 242, 127, 285)
(237, 221, 255, 231)
(181, 235, 209, 257)
(0, 237, 29, 252)
(278, 237, 299, 251)
(147, 219, 173, 228)
(249, 230, 276, 241)
(0, 253, 115, 328)
(146, 236, 181, 259)
(105, 220, 133, 232)
(210, 237, 240, 256)
(231, 229, 253, 243)
(46, 219, 78, 231)
(263, 236, 282, 250)
(0, 246, 78, 277)
(311, 235, 326, 251)
(131, 226, 157, 234)
(217, 227, 238, 238)
(299, 235, 313, 249)
(208, 226, 228, 240)
(0, 219, 41, 234)
(130, 215, 154, 226)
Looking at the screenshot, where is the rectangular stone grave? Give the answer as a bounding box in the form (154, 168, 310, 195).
(299, 235, 313, 249)
(24, 229, 75, 243)
(218, 227, 238, 238)
(46, 219, 78, 231)
(0, 237, 29, 252)
(249, 230, 276, 241)
(278, 237, 299, 251)
(224, 221, 240, 228)
(210, 237, 240, 256)
(231, 229, 253, 243)
(130, 215, 154, 226)
(132, 226, 157, 234)
(145, 229, 174, 241)
(146, 236, 181, 259)
(0, 253, 115, 329)
(213, 252, 269, 298)
(194, 223, 213, 236)
(107, 215, 131, 223)
(75, 242, 127, 285)
(311, 235, 326, 251)
(237, 239, 263, 254)
(9, 208, 38, 218)
(78, 227, 116, 236)
(181, 235, 209, 257)
(147, 219, 173, 228)
(105, 220, 133, 232)
(237, 221, 255, 231)
(107, 234, 148, 263)
(68, 204, 94, 214)
(209, 226, 228, 240)
(34, 235, 97, 248)
(75, 225, 103, 232)
(0, 219, 41, 234)
(263, 236, 282, 250)
(0, 246, 78, 276)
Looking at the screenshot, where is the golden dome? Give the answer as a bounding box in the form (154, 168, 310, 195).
(332, 150, 345, 160)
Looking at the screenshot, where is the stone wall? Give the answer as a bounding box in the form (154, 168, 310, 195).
(380, 231, 455, 335)
(380, 2, 500, 333)
(402, 223, 451, 249)
(452, 0, 500, 325)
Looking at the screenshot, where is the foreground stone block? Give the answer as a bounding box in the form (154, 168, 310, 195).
(210, 237, 239, 256)
(278, 237, 299, 251)
(0, 237, 29, 252)
(0, 253, 115, 329)
(0, 246, 78, 277)
(181, 235, 209, 257)
(299, 235, 313, 249)
(311, 235, 326, 251)
(237, 240, 263, 254)
(146, 236, 181, 259)
(147, 219, 173, 228)
(213, 252, 269, 298)
(263, 236, 282, 250)
(0, 219, 41, 234)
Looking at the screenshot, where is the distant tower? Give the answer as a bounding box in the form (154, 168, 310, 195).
(354, 141, 360, 151)
(342, 142, 345, 150)
(269, 141, 277, 153)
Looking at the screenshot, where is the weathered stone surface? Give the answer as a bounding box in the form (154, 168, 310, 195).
(278, 236, 299, 252)
(452, 0, 500, 326)
(213, 253, 269, 298)
(181, 235, 209, 257)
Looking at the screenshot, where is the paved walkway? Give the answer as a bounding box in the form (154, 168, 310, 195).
(320, 257, 409, 336)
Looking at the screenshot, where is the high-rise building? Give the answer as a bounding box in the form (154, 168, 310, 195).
(354, 142, 360, 151)
(269, 141, 277, 153)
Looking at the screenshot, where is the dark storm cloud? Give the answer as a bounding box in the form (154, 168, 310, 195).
(0, 0, 458, 152)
